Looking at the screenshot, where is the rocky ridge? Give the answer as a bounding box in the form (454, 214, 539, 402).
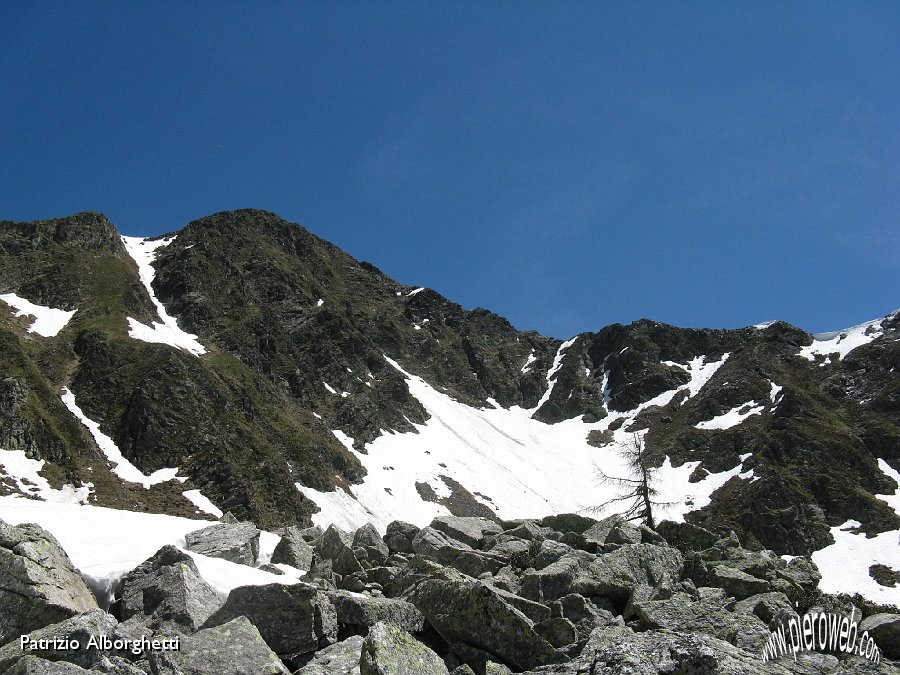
(0, 210, 899, 586)
(0, 515, 898, 674)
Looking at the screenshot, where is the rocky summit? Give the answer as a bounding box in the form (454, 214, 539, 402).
(0, 209, 899, 672)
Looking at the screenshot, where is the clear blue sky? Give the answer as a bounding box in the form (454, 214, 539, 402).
(2, 2, 898, 338)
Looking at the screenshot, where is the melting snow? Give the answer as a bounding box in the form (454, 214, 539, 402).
(812, 460, 900, 606)
(521, 351, 537, 374)
(121, 236, 207, 356)
(0, 293, 76, 337)
(769, 382, 783, 403)
(317, 298, 324, 307)
(407, 287, 425, 297)
(813, 521, 900, 607)
(695, 401, 765, 430)
(798, 315, 886, 363)
(61, 387, 182, 489)
(182, 489, 223, 518)
(533, 337, 578, 412)
(0, 449, 91, 504)
(323, 382, 337, 395)
(296, 353, 749, 533)
(0, 498, 299, 603)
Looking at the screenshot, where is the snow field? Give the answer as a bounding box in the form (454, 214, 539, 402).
(0, 292, 76, 337)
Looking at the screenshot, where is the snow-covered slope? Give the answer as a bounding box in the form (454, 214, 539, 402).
(121, 235, 207, 356)
(0, 292, 76, 337)
(297, 352, 742, 533)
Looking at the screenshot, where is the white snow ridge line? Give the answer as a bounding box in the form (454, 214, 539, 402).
(121, 235, 207, 356)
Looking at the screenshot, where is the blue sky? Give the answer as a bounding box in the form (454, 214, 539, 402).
(2, 2, 898, 338)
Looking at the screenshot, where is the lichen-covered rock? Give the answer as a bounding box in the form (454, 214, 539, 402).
(533, 617, 577, 648)
(405, 565, 564, 671)
(572, 543, 684, 606)
(429, 517, 502, 549)
(202, 583, 335, 657)
(115, 545, 222, 635)
(328, 591, 424, 635)
(383, 522, 419, 554)
(519, 555, 581, 603)
(733, 592, 795, 627)
(293, 635, 362, 675)
(352, 524, 389, 566)
(0, 522, 99, 644)
(520, 624, 798, 674)
(149, 616, 289, 675)
(708, 564, 771, 600)
(317, 526, 364, 577)
(859, 613, 900, 660)
(0, 610, 116, 672)
(271, 527, 314, 571)
(183, 522, 260, 566)
(359, 622, 448, 675)
(656, 520, 719, 552)
(2, 656, 91, 674)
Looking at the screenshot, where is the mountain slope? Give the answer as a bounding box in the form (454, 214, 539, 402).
(1, 209, 898, 604)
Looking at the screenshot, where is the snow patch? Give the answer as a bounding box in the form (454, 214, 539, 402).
(521, 351, 537, 374)
(61, 387, 181, 489)
(0, 449, 91, 503)
(798, 316, 886, 363)
(0, 293, 76, 337)
(407, 287, 425, 297)
(813, 520, 900, 607)
(121, 236, 207, 356)
(769, 382, 783, 403)
(182, 489, 223, 518)
(533, 337, 578, 412)
(695, 401, 765, 430)
(0, 498, 299, 604)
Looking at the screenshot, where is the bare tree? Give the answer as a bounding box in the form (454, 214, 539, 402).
(591, 433, 671, 529)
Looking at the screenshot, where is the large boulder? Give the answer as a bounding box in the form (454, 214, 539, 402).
(352, 524, 389, 566)
(316, 526, 364, 577)
(0, 522, 98, 644)
(271, 528, 314, 571)
(1, 657, 90, 674)
(519, 555, 582, 603)
(327, 591, 424, 635)
(707, 564, 771, 600)
(293, 635, 362, 675)
(572, 543, 684, 607)
(405, 565, 564, 671)
(183, 522, 260, 566)
(0, 610, 116, 672)
(359, 622, 448, 675)
(859, 613, 900, 660)
(429, 517, 502, 549)
(383, 522, 419, 554)
(115, 545, 223, 635)
(520, 624, 797, 674)
(202, 582, 336, 658)
(149, 616, 289, 675)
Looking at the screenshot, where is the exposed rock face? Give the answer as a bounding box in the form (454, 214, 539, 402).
(270, 527, 314, 570)
(0, 522, 99, 645)
(293, 635, 362, 675)
(202, 583, 336, 657)
(0, 610, 116, 672)
(327, 591, 424, 636)
(183, 522, 260, 566)
(149, 616, 289, 675)
(404, 564, 564, 671)
(2, 657, 92, 674)
(860, 613, 900, 660)
(359, 622, 448, 675)
(114, 545, 223, 634)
